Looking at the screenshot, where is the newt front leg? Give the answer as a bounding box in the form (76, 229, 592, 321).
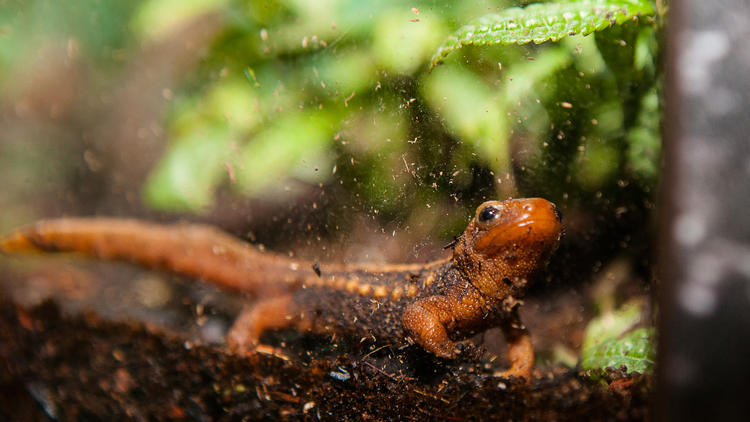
(402, 295, 462, 359)
(495, 310, 534, 380)
(402, 289, 534, 379)
(401, 283, 491, 359)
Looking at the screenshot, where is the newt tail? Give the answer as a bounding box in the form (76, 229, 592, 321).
(0, 218, 309, 296)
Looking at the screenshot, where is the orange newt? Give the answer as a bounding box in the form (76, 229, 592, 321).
(0, 198, 562, 379)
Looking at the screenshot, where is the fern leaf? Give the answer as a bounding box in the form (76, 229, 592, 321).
(430, 0, 655, 68)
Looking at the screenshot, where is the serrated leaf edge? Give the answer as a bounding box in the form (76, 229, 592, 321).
(430, 0, 655, 68)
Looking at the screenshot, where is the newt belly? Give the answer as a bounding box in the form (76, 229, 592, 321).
(1, 198, 562, 380)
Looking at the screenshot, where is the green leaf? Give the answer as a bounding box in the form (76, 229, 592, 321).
(430, 0, 655, 68)
(626, 86, 661, 182)
(421, 66, 508, 164)
(582, 327, 656, 374)
(581, 301, 656, 375)
(234, 111, 337, 196)
(373, 9, 447, 75)
(582, 300, 641, 352)
(143, 126, 233, 212)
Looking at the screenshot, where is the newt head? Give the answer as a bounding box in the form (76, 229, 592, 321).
(453, 198, 562, 299)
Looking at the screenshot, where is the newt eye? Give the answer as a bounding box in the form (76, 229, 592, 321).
(477, 205, 501, 226)
(552, 205, 563, 222)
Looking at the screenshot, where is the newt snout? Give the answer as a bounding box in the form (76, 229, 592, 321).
(472, 198, 562, 253)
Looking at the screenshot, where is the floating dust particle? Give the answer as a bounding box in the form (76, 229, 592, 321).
(224, 162, 236, 184)
(344, 92, 355, 107)
(83, 150, 103, 172)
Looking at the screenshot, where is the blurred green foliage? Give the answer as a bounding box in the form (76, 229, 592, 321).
(141, 0, 663, 222)
(0, 0, 136, 82)
(0, 0, 665, 236)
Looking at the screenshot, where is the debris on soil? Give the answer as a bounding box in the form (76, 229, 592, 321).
(0, 293, 652, 420)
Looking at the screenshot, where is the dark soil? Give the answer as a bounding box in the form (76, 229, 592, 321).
(0, 292, 652, 421)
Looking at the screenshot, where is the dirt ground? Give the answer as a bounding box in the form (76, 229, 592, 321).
(0, 287, 651, 421)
